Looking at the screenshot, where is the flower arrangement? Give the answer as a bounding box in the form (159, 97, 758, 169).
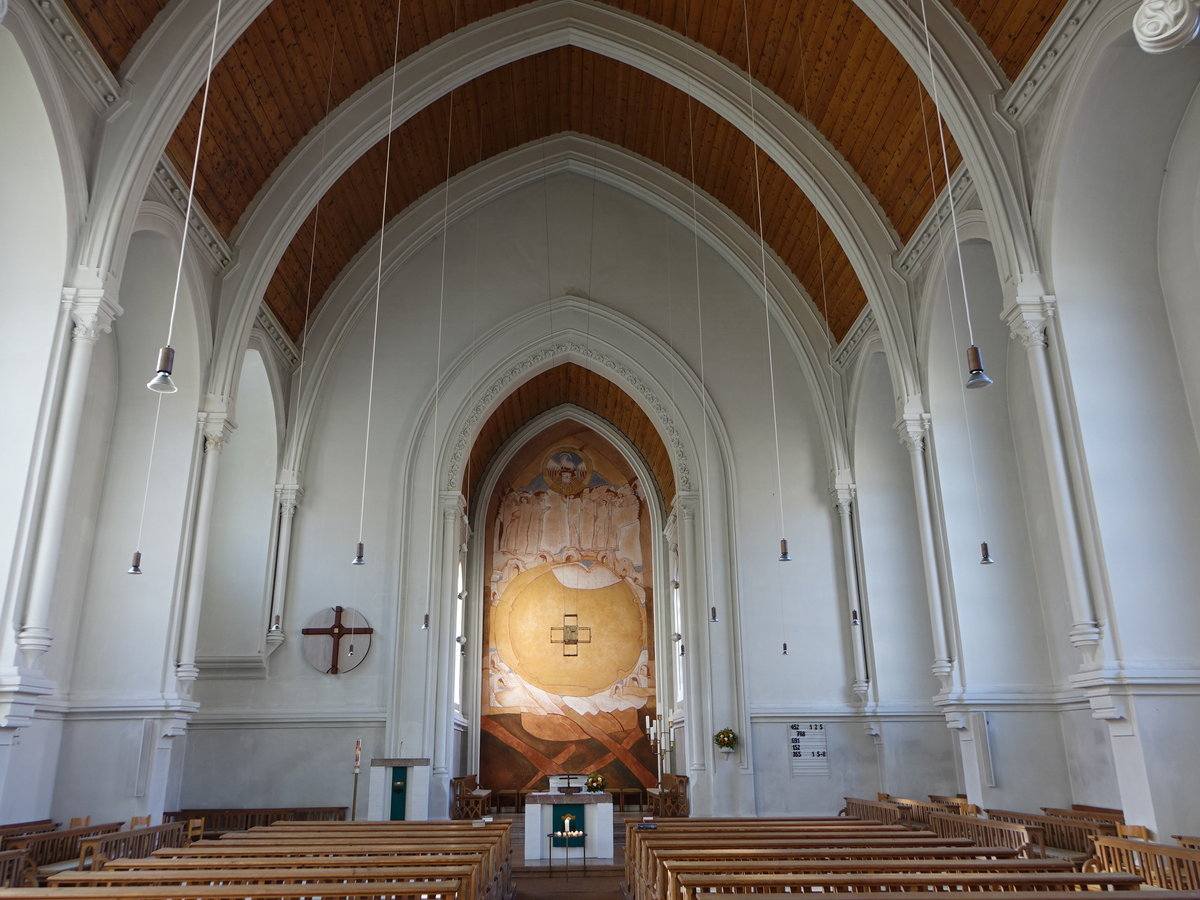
(585, 772, 607, 792)
(713, 727, 738, 751)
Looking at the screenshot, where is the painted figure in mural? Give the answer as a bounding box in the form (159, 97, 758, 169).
(543, 448, 591, 496)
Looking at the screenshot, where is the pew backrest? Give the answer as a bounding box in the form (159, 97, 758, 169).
(0, 821, 56, 850)
(841, 797, 906, 826)
(6, 822, 122, 868)
(929, 811, 1034, 857)
(987, 808, 1115, 855)
(162, 807, 346, 837)
(79, 821, 189, 870)
(1086, 835, 1200, 890)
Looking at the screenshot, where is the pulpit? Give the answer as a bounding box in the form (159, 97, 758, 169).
(366, 758, 431, 821)
(524, 789, 613, 860)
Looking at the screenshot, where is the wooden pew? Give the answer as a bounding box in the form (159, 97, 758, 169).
(0, 881, 464, 898)
(161, 833, 509, 897)
(0, 823, 56, 851)
(162, 807, 345, 838)
(628, 830, 974, 897)
(98, 853, 490, 898)
(652, 856, 1080, 900)
(841, 797, 907, 825)
(1085, 835, 1200, 890)
(450, 775, 492, 819)
(237, 820, 513, 863)
(671, 871, 1145, 894)
(987, 808, 1116, 856)
(631, 846, 1029, 899)
(892, 797, 971, 828)
(1044, 807, 1126, 826)
(0, 850, 32, 888)
(1175, 836, 1200, 850)
(50, 864, 481, 899)
(77, 821, 189, 871)
(930, 811, 1036, 857)
(674, 893, 1200, 900)
(5, 822, 121, 882)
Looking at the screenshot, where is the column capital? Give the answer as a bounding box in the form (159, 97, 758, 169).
(198, 411, 234, 453)
(1134, 0, 1200, 52)
(831, 483, 856, 513)
(275, 482, 304, 514)
(63, 286, 122, 344)
(1003, 293, 1057, 350)
(439, 491, 466, 518)
(671, 491, 701, 522)
(896, 414, 930, 453)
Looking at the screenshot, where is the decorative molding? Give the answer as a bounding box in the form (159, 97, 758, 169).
(254, 306, 300, 370)
(152, 159, 234, 270)
(189, 709, 389, 729)
(1003, 0, 1103, 121)
(1002, 294, 1058, 351)
(30, 0, 120, 110)
(894, 167, 977, 278)
(1133, 0, 1200, 52)
(832, 308, 876, 369)
(896, 414, 929, 454)
(195, 656, 267, 680)
(445, 339, 693, 494)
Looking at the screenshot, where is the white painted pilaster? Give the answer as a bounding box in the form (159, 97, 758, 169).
(897, 416, 954, 691)
(832, 484, 870, 701)
(265, 482, 302, 656)
(175, 414, 233, 692)
(19, 287, 120, 667)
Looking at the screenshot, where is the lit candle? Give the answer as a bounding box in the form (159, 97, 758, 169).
(644, 715, 651, 732)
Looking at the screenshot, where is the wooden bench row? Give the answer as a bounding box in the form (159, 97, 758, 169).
(1086, 835, 1200, 890)
(162, 807, 345, 839)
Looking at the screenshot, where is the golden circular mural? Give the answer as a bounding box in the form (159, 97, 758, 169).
(493, 561, 645, 697)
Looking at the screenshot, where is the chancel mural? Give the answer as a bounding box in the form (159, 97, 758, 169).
(480, 422, 658, 794)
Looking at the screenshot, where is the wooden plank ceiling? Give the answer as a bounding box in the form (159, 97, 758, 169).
(63, 0, 1070, 337)
(465, 363, 675, 505)
(62, 0, 1069, 479)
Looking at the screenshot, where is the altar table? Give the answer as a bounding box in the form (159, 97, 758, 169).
(523, 791, 613, 860)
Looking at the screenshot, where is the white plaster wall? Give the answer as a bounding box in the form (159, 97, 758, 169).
(1057, 705, 1118, 806)
(0, 28, 69, 657)
(197, 349, 277, 660)
(852, 349, 937, 705)
(874, 719, 959, 800)
(924, 241, 1052, 693)
(66, 230, 203, 697)
(181, 725, 386, 811)
(968, 709, 1072, 812)
(1048, 42, 1200, 664)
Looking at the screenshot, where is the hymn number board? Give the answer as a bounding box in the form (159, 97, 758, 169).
(788, 722, 830, 775)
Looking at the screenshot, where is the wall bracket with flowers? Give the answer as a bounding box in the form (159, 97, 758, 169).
(713, 727, 738, 754)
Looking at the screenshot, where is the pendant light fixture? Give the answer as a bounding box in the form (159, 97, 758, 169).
(739, 0, 790, 566)
(682, 0, 722, 628)
(912, 0, 996, 566)
(126, 395, 164, 573)
(915, 0, 992, 390)
(352, 0, 406, 567)
(148, 0, 224, 394)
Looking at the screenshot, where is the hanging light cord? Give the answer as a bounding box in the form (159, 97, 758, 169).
(917, 0, 976, 347)
(912, 0, 987, 539)
(295, 22, 341, 423)
(682, 2, 716, 619)
(165, 0, 224, 350)
(740, 0, 787, 544)
(357, 0, 406, 547)
(132, 396, 165, 556)
(429, 89, 455, 525)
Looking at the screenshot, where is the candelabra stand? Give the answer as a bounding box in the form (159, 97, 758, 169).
(645, 713, 675, 785)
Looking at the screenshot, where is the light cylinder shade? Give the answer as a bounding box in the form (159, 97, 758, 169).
(147, 346, 178, 393)
(779, 538, 792, 562)
(965, 344, 994, 389)
(352, 541, 365, 565)
(710, 606, 719, 623)
(782, 642, 789, 655)
(980, 541, 996, 565)
(127, 551, 142, 575)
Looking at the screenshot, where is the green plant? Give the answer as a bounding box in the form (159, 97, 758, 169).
(713, 727, 738, 750)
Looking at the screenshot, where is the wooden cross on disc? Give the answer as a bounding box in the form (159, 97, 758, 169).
(301, 606, 374, 674)
(550, 613, 592, 657)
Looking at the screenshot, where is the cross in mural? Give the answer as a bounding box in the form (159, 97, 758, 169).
(550, 613, 592, 657)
